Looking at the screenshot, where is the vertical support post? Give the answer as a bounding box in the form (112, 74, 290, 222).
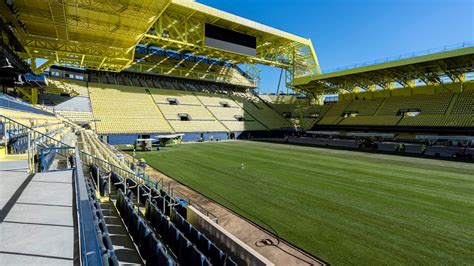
(137, 185, 140, 206)
(124, 176, 127, 196)
(96, 167, 100, 195)
(27, 130, 32, 173)
(162, 195, 165, 214)
(31, 88, 38, 105)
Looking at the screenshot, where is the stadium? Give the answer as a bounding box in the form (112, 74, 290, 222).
(0, 0, 472, 265)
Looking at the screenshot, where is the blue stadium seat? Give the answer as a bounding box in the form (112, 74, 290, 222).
(96, 232, 108, 255)
(129, 211, 140, 238)
(90, 165, 99, 180)
(98, 175, 108, 197)
(190, 245, 211, 266)
(146, 238, 176, 266)
(117, 191, 125, 214)
(139, 185, 151, 205)
(150, 207, 161, 232)
(171, 212, 184, 231)
(174, 204, 187, 219)
(144, 233, 159, 260)
(126, 178, 138, 196)
(160, 218, 171, 246)
(102, 234, 114, 252)
(209, 243, 225, 265)
(189, 225, 202, 245)
(225, 256, 238, 266)
(151, 188, 160, 198)
(108, 253, 119, 266)
(198, 235, 211, 256)
(95, 207, 105, 221)
(137, 218, 152, 255)
(163, 195, 172, 216)
(111, 171, 125, 191)
(96, 219, 109, 235)
(168, 224, 179, 252)
(124, 202, 134, 229)
(159, 189, 167, 197)
(177, 234, 192, 264)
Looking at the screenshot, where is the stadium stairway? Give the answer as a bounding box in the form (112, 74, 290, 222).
(372, 97, 387, 116)
(82, 164, 143, 265)
(192, 93, 231, 132)
(445, 93, 459, 115)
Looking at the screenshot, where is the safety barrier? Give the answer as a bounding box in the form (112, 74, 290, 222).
(1, 115, 72, 172)
(71, 148, 109, 265)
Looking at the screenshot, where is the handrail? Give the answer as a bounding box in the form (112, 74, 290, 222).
(79, 150, 158, 189)
(0, 114, 72, 148)
(72, 147, 104, 266)
(188, 198, 219, 224)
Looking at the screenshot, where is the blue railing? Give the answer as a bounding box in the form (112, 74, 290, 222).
(4, 123, 67, 155)
(39, 146, 72, 172)
(72, 148, 104, 266)
(322, 41, 474, 74)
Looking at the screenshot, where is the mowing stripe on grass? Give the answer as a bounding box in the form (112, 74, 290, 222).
(126, 141, 474, 265)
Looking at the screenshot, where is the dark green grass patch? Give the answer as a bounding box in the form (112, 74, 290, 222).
(127, 141, 474, 265)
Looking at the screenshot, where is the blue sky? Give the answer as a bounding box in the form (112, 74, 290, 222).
(199, 0, 474, 93)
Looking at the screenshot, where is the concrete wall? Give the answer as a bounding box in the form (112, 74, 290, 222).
(186, 205, 274, 266)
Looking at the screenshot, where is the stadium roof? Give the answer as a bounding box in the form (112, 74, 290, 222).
(0, 0, 320, 78)
(294, 44, 474, 94)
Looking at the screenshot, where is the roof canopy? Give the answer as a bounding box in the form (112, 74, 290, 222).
(1, 0, 320, 79)
(294, 45, 474, 94)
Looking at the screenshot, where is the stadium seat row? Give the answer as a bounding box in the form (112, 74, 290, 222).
(106, 167, 236, 266)
(116, 190, 176, 266)
(84, 175, 119, 265)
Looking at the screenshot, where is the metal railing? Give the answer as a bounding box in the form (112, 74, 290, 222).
(39, 145, 73, 172)
(72, 148, 104, 266)
(80, 150, 157, 188)
(4, 115, 221, 230)
(1, 115, 105, 264)
(188, 199, 219, 224)
(1, 115, 72, 172)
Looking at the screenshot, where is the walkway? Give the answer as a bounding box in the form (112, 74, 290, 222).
(0, 160, 76, 265)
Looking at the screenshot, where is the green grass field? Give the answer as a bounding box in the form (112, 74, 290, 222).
(129, 141, 474, 265)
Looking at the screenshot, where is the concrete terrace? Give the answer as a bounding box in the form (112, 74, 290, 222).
(0, 160, 76, 265)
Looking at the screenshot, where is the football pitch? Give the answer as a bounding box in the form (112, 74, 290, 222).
(129, 141, 474, 265)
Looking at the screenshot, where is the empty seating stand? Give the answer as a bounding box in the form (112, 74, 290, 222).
(170, 210, 237, 266)
(103, 165, 237, 266)
(310, 85, 474, 129)
(88, 84, 173, 134)
(90, 164, 109, 197)
(84, 175, 119, 265)
(145, 200, 213, 266)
